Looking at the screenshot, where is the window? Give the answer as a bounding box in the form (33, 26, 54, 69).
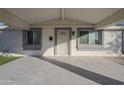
(27, 31, 33, 44)
(77, 29, 103, 50)
(26, 31, 40, 45)
(79, 31, 102, 45)
(23, 28, 41, 50)
(79, 31, 89, 44)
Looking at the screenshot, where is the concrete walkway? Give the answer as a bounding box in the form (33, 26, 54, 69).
(0, 56, 124, 85)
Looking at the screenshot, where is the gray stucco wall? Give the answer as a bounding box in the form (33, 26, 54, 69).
(0, 30, 41, 56)
(104, 31, 122, 54)
(0, 30, 23, 53)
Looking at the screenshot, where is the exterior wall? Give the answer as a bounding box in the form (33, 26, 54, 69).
(0, 30, 22, 53)
(41, 27, 122, 56)
(0, 28, 122, 56)
(42, 28, 55, 56)
(104, 31, 122, 55)
(71, 29, 122, 56)
(0, 30, 41, 56)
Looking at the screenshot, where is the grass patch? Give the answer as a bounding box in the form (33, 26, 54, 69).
(0, 56, 19, 65)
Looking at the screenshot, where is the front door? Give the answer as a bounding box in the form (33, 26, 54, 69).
(55, 28, 70, 56)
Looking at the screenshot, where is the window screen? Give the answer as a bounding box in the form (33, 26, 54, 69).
(79, 30, 102, 45)
(23, 29, 41, 45)
(79, 31, 89, 44)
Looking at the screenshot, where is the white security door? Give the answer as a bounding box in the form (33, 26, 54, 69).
(56, 29, 70, 55)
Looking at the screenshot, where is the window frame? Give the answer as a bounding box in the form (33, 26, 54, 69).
(77, 28, 104, 50)
(23, 27, 42, 50)
(79, 31, 89, 44)
(26, 31, 40, 45)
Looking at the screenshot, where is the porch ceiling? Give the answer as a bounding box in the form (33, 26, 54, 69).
(0, 9, 29, 29)
(6, 8, 121, 25)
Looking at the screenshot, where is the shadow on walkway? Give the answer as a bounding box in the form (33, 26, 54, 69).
(39, 56, 124, 85)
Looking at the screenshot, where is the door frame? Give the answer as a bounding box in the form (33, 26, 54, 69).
(54, 27, 71, 56)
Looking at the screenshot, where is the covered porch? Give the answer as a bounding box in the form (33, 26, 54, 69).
(0, 8, 124, 56)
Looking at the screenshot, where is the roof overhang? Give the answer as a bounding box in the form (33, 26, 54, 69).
(31, 18, 94, 28)
(95, 9, 124, 30)
(0, 9, 29, 30)
(1, 8, 124, 30)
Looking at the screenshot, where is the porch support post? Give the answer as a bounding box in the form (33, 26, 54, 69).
(60, 8, 65, 20)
